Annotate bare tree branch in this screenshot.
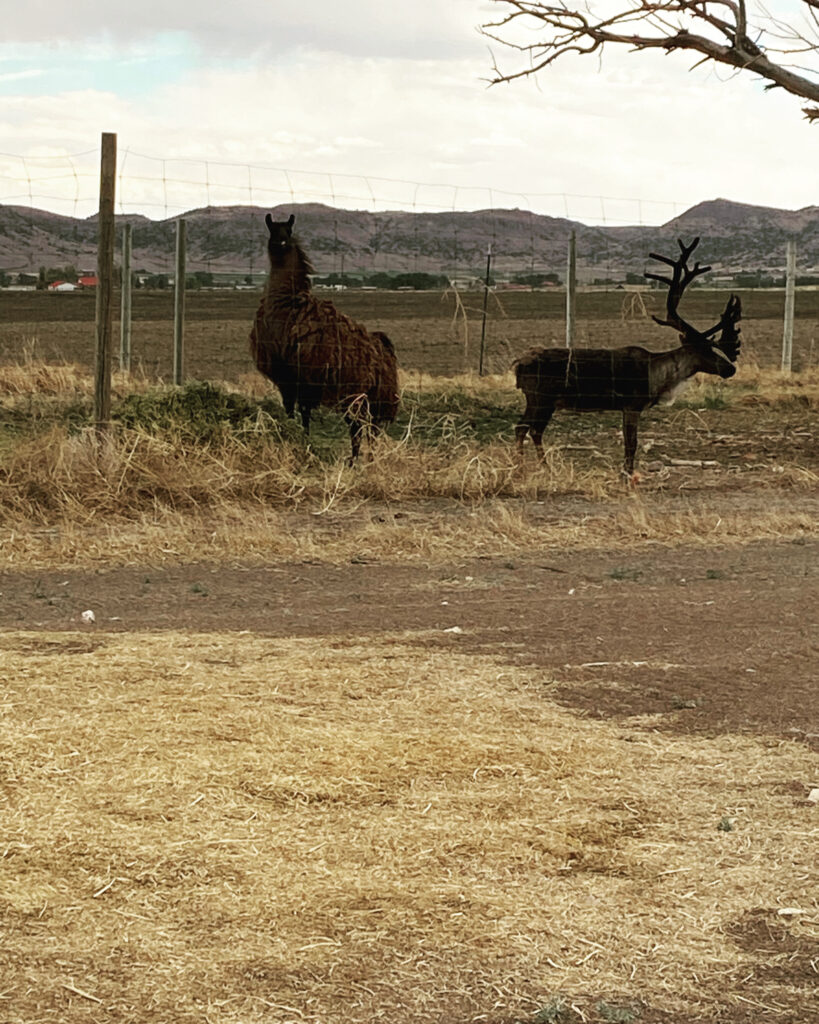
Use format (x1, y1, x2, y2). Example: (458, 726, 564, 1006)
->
(481, 0, 819, 120)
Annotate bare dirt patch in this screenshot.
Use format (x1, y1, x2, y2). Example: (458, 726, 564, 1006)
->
(2, 529, 816, 749)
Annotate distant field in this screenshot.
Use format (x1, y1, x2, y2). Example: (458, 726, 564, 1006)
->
(1, 287, 816, 379)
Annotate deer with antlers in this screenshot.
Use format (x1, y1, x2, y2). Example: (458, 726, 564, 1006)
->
(514, 237, 742, 476)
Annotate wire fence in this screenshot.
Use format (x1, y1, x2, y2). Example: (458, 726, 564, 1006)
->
(0, 144, 815, 380)
(0, 146, 687, 225)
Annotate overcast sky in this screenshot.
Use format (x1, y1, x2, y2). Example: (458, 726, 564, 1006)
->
(1, 0, 817, 225)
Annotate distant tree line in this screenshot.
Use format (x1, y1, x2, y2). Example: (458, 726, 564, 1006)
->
(3, 265, 817, 292)
(135, 271, 218, 290)
(734, 271, 819, 288)
(313, 271, 451, 290)
(37, 265, 80, 287)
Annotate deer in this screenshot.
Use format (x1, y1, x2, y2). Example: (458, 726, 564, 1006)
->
(513, 237, 742, 477)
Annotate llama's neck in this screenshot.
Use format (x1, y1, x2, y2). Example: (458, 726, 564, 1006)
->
(265, 243, 313, 305)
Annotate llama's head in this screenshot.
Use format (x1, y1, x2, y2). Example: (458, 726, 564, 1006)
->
(265, 213, 295, 260)
(263, 212, 314, 284)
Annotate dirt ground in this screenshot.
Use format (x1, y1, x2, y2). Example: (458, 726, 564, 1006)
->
(2, 508, 817, 1022)
(3, 533, 816, 751)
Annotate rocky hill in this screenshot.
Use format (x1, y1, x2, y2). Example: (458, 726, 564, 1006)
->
(1, 198, 816, 278)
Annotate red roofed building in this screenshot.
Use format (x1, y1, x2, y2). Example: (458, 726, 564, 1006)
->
(78, 275, 98, 287)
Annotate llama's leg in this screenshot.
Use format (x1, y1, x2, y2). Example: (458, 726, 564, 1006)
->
(300, 405, 312, 434)
(279, 383, 296, 420)
(346, 415, 365, 463)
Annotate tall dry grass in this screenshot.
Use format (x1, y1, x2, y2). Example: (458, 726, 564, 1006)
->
(0, 361, 816, 568)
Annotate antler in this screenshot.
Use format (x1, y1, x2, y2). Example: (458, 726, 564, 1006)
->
(645, 237, 711, 337)
(705, 294, 742, 361)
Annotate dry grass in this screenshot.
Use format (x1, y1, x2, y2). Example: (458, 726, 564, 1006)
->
(2, 359, 817, 407)
(0, 348, 151, 399)
(0, 361, 816, 569)
(0, 359, 90, 396)
(0, 495, 816, 572)
(684, 363, 819, 409)
(1, 629, 816, 1023)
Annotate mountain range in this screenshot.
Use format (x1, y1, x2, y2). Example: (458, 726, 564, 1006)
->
(1, 198, 816, 278)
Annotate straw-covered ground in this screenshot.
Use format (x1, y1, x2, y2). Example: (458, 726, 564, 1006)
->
(1, 360, 817, 1023)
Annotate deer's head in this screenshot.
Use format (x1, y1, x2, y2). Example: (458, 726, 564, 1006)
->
(646, 237, 742, 378)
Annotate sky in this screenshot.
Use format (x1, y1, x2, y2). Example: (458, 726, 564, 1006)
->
(1, 0, 817, 226)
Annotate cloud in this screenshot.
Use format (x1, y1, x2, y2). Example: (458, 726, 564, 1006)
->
(0, 7, 816, 224)
(4, 0, 487, 61)
(0, 69, 45, 84)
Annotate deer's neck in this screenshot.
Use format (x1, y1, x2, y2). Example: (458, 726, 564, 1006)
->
(650, 346, 701, 405)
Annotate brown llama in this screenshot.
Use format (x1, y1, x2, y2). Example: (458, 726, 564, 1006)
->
(250, 213, 400, 460)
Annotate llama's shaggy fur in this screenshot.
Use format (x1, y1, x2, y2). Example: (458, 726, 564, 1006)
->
(250, 213, 399, 459)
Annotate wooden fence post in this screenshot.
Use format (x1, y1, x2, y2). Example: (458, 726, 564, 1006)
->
(782, 239, 796, 373)
(173, 218, 186, 385)
(120, 222, 132, 372)
(94, 131, 116, 431)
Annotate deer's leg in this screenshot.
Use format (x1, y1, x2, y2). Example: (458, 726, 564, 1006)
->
(524, 405, 554, 461)
(530, 427, 547, 461)
(515, 397, 535, 452)
(516, 402, 554, 456)
(622, 409, 640, 475)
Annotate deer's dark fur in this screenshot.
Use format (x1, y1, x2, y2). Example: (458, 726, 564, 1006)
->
(250, 213, 399, 460)
(514, 238, 742, 475)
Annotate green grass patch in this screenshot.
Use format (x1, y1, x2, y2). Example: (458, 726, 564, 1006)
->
(113, 381, 304, 444)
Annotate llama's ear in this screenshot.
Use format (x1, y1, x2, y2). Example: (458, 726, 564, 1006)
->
(287, 214, 295, 231)
(265, 213, 274, 234)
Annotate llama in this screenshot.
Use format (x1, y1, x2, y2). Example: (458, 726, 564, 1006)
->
(250, 213, 399, 460)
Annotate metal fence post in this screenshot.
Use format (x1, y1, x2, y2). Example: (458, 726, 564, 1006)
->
(566, 230, 577, 349)
(478, 244, 492, 376)
(174, 218, 186, 385)
(94, 131, 116, 431)
(120, 222, 132, 372)
(781, 239, 796, 373)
